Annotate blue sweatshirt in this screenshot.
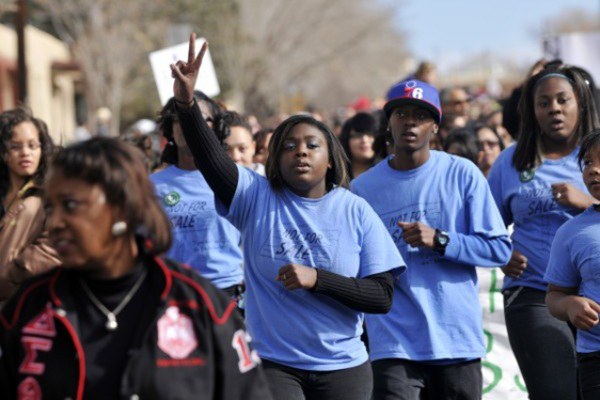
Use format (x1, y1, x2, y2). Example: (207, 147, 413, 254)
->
(352, 151, 511, 361)
(151, 166, 244, 289)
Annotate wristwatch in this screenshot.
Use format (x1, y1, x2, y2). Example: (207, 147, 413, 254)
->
(433, 229, 450, 255)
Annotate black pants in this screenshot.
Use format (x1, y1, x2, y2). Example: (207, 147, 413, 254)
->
(579, 351, 600, 400)
(503, 286, 577, 400)
(222, 283, 245, 316)
(262, 359, 373, 400)
(371, 358, 482, 400)
(222, 283, 245, 300)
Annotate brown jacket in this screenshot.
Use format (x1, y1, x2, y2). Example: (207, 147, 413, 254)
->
(0, 190, 60, 301)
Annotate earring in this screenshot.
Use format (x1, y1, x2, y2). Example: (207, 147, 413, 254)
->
(111, 221, 128, 237)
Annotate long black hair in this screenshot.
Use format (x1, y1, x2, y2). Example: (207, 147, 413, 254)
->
(265, 114, 350, 191)
(513, 65, 600, 172)
(0, 107, 54, 202)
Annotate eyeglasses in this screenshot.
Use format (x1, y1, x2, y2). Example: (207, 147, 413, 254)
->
(5, 142, 42, 153)
(477, 140, 500, 150)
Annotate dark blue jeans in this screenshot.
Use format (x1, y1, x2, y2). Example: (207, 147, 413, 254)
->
(371, 358, 482, 400)
(262, 359, 373, 400)
(503, 286, 577, 400)
(578, 351, 600, 400)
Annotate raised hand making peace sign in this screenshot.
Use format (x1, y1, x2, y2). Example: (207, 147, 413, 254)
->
(170, 32, 208, 106)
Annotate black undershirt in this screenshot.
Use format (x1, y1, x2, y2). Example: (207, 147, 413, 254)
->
(73, 263, 156, 400)
(177, 103, 394, 313)
(177, 102, 238, 208)
(313, 270, 394, 313)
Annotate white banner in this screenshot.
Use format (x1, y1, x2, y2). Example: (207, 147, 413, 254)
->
(478, 267, 528, 399)
(543, 31, 600, 84)
(149, 38, 221, 105)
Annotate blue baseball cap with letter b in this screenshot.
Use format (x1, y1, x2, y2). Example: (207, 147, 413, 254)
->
(384, 79, 442, 123)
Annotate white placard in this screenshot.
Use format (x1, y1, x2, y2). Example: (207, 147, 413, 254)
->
(544, 32, 600, 84)
(478, 266, 528, 399)
(149, 38, 221, 105)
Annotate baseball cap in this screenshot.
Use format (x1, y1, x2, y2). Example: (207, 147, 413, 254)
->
(384, 79, 442, 123)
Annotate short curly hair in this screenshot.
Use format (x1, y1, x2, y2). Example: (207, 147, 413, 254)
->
(52, 137, 172, 254)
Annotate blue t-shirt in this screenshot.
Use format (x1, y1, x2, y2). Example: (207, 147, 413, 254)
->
(151, 166, 243, 289)
(351, 151, 511, 361)
(487, 145, 587, 291)
(545, 206, 600, 353)
(219, 166, 405, 371)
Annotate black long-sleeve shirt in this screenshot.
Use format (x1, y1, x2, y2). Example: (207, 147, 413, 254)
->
(177, 102, 393, 313)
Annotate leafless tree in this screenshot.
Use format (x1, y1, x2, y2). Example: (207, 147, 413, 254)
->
(29, 0, 408, 129)
(35, 0, 167, 135)
(0, 0, 17, 17)
(234, 0, 408, 116)
(540, 8, 600, 35)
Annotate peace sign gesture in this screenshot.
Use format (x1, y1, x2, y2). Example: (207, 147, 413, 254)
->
(170, 32, 208, 106)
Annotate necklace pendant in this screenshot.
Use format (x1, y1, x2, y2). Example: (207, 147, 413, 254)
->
(106, 314, 118, 331)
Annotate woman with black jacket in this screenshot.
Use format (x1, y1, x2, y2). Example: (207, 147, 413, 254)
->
(0, 137, 272, 400)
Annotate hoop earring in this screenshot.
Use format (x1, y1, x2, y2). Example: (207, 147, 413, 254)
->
(111, 221, 128, 237)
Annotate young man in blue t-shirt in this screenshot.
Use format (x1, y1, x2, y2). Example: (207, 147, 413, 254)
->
(351, 79, 511, 399)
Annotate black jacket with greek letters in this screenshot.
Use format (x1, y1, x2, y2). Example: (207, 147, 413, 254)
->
(0, 256, 272, 400)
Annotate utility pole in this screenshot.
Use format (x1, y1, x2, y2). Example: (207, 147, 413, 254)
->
(15, 0, 28, 104)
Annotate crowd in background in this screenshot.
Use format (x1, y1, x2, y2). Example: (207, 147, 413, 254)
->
(119, 60, 578, 182)
(1, 48, 600, 400)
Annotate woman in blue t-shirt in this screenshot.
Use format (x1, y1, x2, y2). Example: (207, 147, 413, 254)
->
(151, 93, 246, 298)
(546, 129, 600, 400)
(488, 64, 600, 399)
(169, 34, 405, 400)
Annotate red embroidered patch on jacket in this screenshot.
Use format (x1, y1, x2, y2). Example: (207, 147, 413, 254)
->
(157, 306, 198, 359)
(22, 305, 56, 337)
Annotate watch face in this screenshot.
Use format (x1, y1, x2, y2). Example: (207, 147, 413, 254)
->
(436, 231, 449, 246)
